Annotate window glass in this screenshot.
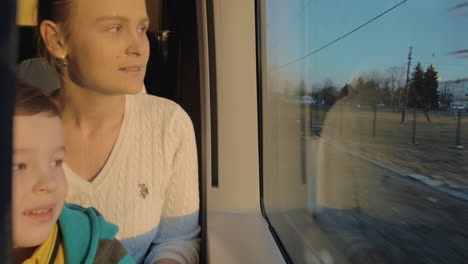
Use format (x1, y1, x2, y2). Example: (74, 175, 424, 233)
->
(259, 1, 468, 263)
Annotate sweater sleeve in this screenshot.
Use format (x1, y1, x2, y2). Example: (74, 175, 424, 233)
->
(145, 105, 200, 264)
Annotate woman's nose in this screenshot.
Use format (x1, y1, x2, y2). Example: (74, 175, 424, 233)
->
(126, 32, 149, 57)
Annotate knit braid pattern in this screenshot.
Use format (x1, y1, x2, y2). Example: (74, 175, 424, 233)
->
(64, 94, 199, 242)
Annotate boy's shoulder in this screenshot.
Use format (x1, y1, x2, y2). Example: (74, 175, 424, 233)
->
(60, 204, 118, 238)
(59, 204, 135, 264)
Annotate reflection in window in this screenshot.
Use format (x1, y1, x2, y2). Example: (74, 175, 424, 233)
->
(259, 1, 468, 263)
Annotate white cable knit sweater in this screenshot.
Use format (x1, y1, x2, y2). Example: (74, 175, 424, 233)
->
(63, 94, 200, 264)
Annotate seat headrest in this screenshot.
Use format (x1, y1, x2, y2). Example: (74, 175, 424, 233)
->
(17, 58, 60, 94)
(17, 57, 147, 94)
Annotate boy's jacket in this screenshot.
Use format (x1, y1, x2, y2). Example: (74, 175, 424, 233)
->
(59, 204, 135, 264)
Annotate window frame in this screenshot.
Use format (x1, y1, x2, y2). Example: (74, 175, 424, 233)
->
(255, 0, 296, 263)
(0, 0, 16, 261)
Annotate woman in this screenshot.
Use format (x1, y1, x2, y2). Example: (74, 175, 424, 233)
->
(37, 0, 200, 263)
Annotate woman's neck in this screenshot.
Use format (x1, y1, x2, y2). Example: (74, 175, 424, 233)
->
(57, 80, 126, 134)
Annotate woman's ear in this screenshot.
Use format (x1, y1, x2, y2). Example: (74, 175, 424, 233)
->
(39, 20, 67, 58)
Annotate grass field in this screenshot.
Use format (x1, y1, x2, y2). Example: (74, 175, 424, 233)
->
(311, 106, 468, 185)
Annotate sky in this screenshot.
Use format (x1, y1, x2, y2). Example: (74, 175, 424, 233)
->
(265, 0, 468, 90)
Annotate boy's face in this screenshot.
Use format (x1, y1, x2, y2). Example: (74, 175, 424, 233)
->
(12, 114, 67, 248)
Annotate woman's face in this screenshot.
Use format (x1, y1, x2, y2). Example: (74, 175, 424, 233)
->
(64, 0, 150, 94)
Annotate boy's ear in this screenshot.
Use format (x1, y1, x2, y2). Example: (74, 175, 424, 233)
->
(39, 20, 68, 58)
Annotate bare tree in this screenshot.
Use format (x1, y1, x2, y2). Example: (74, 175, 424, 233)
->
(385, 66, 406, 112)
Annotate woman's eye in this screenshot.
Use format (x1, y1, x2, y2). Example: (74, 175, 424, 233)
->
(12, 163, 27, 172)
(138, 26, 148, 34)
(108, 26, 122, 33)
(51, 160, 63, 167)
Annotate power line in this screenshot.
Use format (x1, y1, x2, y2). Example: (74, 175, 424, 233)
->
(278, 0, 409, 70)
(449, 2, 468, 12)
(421, 62, 468, 67)
(298, 0, 313, 17)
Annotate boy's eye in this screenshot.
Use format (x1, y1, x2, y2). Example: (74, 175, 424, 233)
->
(50, 160, 63, 168)
(12, 163, 27, 172)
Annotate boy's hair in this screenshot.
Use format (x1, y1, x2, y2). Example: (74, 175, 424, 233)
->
(15, 79, 59, 117)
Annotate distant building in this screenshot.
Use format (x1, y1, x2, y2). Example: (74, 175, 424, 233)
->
(438, 78, 468, 109)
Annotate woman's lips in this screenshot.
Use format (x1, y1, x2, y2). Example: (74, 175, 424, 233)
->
(119, 65, 143, 75)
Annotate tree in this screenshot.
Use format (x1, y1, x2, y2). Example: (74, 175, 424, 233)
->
(311, 79, 339, 105)
(408, 62, 425, 108)
(385, 66, 406, 111)
(423, 64, 439, 109)
(350, 73, 382, 106)
(321, 86, 339, 105)
(408, 63, 439, 110)
(408, 62, 437, 122)
(339, 84, 350, 98)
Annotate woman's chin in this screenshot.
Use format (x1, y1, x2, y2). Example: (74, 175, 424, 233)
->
(105, 82, 145, 95)
(123, 80, 146, 94)
(126, 86, 146, 95)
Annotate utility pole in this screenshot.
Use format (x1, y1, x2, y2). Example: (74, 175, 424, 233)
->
(401, 46, 413, 123)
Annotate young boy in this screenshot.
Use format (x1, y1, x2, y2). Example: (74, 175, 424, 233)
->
(12, 80, 134, 264)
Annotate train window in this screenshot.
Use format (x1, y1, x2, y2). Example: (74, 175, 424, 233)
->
(257, 0, 468, 263)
